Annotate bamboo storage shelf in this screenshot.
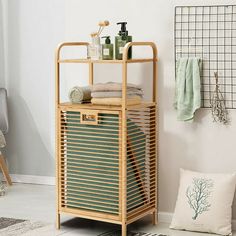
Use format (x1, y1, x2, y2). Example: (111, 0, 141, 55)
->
(58, 58, 157, 64)
(55, 41, 158, 236)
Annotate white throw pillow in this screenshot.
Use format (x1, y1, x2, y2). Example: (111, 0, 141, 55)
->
(170, 169, 236, 235)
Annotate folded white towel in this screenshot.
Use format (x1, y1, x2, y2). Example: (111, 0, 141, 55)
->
(91, 82, 142, 92)
(91, 90, 143, 98)
(91, 96, 142, 106)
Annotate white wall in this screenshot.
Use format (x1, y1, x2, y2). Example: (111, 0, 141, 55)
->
(0, 0, 7, 88)
(3, 0, 236, 219)
(5, 0, 65, 176)
(64, 0, 236, 219)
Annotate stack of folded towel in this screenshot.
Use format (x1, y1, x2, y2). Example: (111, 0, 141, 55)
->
(91, 82, 143, 106)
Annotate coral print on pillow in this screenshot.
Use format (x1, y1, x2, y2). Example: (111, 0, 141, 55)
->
(186, 177, 214, 220)
(170, 169, 236, 236)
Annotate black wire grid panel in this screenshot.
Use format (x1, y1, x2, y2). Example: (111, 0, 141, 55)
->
(174, 5, 236, 109)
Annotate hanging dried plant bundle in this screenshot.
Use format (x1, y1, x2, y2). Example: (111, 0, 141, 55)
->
(210, 72, 229, 124)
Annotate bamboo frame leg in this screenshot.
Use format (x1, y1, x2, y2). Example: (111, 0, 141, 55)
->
(152, 210, 157, 225)
(56, 213, 60, 229)
(55, 47, 61, 231)
(0, 154, 12, 186)
(121, 61, 127, 236)
(89, 62, 94, 85)
(122, 223, 127, 236)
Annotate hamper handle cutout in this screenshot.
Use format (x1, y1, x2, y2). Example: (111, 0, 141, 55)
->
(80, 111, 98, 125)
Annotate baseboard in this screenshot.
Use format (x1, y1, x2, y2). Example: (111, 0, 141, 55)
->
(233, 219, 236, 231)
(158, 211, 173, 224)
(158, 212, 236, 231)
(7, 174, 55, 186)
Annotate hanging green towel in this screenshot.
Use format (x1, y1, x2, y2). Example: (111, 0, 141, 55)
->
(174, 57, 201, 121)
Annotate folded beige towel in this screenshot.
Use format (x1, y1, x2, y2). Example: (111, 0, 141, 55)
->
(91, 96, 142, 106)
(91, 90, 143, 98)
(92, 82, 142, 92)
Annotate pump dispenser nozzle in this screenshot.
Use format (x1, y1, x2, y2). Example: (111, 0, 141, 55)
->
(117, 22, 128, 36)
(102, 36, 111, 44)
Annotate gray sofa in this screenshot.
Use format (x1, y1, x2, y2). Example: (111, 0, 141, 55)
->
(0, 88, 9, 134)
(0, 88, 12, 185)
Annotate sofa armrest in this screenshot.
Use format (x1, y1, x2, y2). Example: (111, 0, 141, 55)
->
(0, 88, 9, 134)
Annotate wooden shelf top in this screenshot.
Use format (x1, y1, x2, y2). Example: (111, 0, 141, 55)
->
(58, 58, 157, 64)
(58, 102, 156, 111)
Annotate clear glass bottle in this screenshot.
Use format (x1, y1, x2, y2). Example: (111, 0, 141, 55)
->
(87, 36, 102, 60)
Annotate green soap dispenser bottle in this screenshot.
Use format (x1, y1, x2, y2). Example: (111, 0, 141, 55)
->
(115, 22, 132, 60)
(102, 36, 113, 60)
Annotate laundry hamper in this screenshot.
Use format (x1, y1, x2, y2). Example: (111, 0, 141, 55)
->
(56, 41, 158, 236)
(60, 111, 147, 215)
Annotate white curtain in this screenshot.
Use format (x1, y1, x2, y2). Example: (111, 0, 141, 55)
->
(0, 0, 7, 88)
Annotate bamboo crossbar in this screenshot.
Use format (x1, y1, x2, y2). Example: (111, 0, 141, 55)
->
(61, 179, 120, 190)
(61, 188, 119, 198)
(61, 119, 121, 126)
(61, 148, 119, 157)
(61, 153, 118, 161)
(61, 139, 119, 147)
(64, 191, 119, 203)
(61, 117, 120, 123)
(61, 144, 119, 154)
(61, 156, 119, 165)
(60, 132, 121, 141)
(62, 183, 118, 194)
(62, 196, 119, 207)
(61, 113, 121, 120)
(61, 127, 119, 136)
(64, 202, 119, 214)
(127, 206, 155, 220)
(60, 207, 121, 224)
(63, 136, 119, 145)
(62, 160, 119, 170)
(61, 165, 119, 174)
(61, 170, 120, 180)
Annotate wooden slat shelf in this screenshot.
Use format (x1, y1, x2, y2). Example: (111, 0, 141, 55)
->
(58, 58, 157, 64)
(58, 102, 156, 111)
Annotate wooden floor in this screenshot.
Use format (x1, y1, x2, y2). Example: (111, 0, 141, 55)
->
(0, 183, 235, 236)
